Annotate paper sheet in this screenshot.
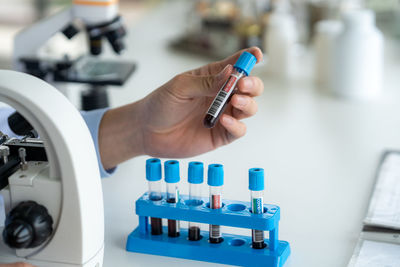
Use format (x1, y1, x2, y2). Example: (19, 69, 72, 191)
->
(350, 240, 400, 267)
(364, 153, 400, 229)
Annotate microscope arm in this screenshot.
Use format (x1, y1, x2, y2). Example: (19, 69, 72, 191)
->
(13, 8, 73, 71)
(0, 70, 104, 266)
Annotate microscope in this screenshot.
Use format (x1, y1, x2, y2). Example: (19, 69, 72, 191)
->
(13, 0, 136, 111)
(0, 70, 104, 267)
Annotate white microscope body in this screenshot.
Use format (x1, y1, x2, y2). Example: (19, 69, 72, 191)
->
(0, 70, 104, 267)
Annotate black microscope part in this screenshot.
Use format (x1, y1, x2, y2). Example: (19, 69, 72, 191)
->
(81, 87, 109, 111)
(62, 24, 79, 40)
(3, 201, 53, 249)
(89, 36, 103, 56)
(86, 15, 127, 55)
(8, 112, 34, 136)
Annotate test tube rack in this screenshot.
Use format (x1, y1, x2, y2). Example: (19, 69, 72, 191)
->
(126, 193, 291, 267)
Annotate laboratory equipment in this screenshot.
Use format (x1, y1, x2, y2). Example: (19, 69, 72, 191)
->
(331, 9, 383, 99)
(0, 70, 104, 266)
(203, 51, 256, 128)
(187, 161, 204, 241)
(207, 163, 224, 243)
(13, 0, 136, 110)
(249, 168, 266, 249)
(314, 20, 343, 91)
(265, 11, 297, 79)
(126, 159, 291, 267)
(164, 160, 180, 237)
(146, 158, 163, 235)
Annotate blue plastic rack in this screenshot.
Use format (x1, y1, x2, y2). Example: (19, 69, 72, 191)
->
(126, 193, 290, 267)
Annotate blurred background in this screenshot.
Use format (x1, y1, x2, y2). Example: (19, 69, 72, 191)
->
(1, 1, 400, 266)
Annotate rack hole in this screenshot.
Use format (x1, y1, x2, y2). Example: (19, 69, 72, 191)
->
(205, 202, 225, 209)
(229, 238, 246, 246)
(185, 199, 204, 207)
(249, 207, 268, 214)
(227, 204, 246, 212)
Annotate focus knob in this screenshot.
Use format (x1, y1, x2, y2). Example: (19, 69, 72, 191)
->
(3, 201, 53, 249)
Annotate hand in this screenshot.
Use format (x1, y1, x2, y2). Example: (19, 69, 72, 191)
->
(0, 263, 36, 267)
(99, 47, 264, 169)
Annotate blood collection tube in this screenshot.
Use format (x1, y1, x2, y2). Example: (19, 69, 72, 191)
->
(207, 164, 224, 243)
(188, 161, 204, 241)
(203, 51, 257, 128)
(165, 160, 180, 237)
(146, 158, 163, 235)
(249, 168, 266, 249)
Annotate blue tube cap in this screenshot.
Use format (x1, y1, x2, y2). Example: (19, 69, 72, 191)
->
(188, 161, 204, 184)
(146, 158, 161, 181)
(234, 51, 257, 76)
(165, 160, 180, 183)
(249, 168, 264, 191)
(207, 164, 224, 186)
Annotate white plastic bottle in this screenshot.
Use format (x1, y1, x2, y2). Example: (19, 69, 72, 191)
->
(265, 12, 297, 79)
(331, 9, 383, 99)
(314, 20, 343, 91)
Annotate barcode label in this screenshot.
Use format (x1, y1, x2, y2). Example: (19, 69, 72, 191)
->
(206, 74, 239, 117)
(207, 91, 228, 116)
(252, 229, 264, 243)
(252, 197, 263, 214)
(210, 225, 221, 238)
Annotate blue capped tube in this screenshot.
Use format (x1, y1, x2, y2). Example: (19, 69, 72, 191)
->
(204, 51, 257, 128)
(188, 161, 204, 241)
(208, 164, 224, 243)
(146, 158, 163, 235)
(249, 168, 266, 249)
(165, 160, 180, 237)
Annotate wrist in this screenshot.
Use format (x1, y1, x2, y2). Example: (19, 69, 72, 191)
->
(98, 100, 145, 169)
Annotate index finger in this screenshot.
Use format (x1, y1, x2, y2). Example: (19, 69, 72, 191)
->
(191, 47, 263, 76)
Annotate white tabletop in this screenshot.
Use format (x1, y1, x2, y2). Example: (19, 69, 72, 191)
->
(101, 1, 400, 267)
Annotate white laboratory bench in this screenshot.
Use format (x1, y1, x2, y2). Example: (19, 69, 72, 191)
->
(100, 1, 400, 267)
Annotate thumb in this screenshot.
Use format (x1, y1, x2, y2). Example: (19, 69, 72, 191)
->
(178, 64, 233, 97)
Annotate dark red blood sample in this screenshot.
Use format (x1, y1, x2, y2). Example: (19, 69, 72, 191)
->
(150, 217, 162, 235)
(167, 197, 179, 237)
(188, 226, 201, 241)
(252, 241, 266, 249)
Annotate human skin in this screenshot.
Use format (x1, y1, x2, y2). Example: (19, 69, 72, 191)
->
(98, 47, 264, 170)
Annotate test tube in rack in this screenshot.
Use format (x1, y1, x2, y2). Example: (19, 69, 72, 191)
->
(165, 160, 180, 237)
(146, 158, 163, 235)
(207, 164, 224, 243)
(187, 161, 204, 241)
(249, 168, 266, 249)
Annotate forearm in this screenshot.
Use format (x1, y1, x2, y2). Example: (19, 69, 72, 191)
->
(98, 100, 145, 170)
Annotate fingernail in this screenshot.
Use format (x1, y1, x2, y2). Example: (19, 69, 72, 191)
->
(236, 95, 247, 107)
(243, 78, 254, 89)
(222, 115, 233, 125)
(223, 64, 233, 75)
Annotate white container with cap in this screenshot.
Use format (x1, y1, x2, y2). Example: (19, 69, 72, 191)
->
(331, 9, 384, 99)
(314, 20, 343, 91)
(265, 12, 297, 79)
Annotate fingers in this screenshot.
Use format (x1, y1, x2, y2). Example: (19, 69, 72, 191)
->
(176, 64, 233, 98)
(214, 47, 263, 74)
(230, 94, 258, 119)
(220, 114, 247, 142)
(191, 47, 263, 75)
(237, 76, 264, 96)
